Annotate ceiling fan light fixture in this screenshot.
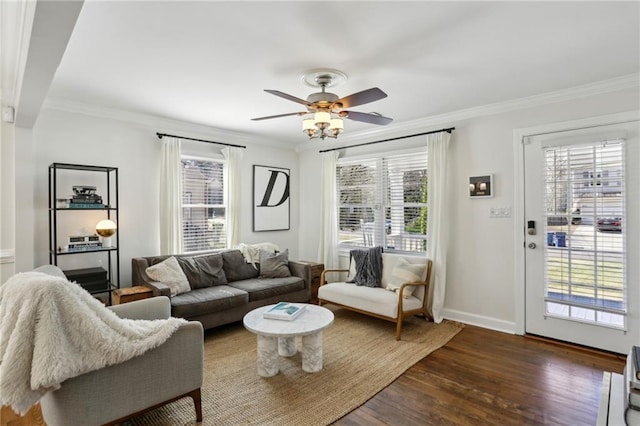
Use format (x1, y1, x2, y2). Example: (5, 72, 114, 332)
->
(314, 111, 331, 127)
(330, 117, 344, 130)
(253, 68, 392, 141)
(302, 118, 316, 137)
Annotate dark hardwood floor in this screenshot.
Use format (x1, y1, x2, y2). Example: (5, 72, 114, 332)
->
(2, 324, 625, 426)
(335, 324, 625, 426)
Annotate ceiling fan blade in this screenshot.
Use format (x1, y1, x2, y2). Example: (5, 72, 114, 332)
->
(335, 87, 387, 109)
(343, 111, 393, 125)
(264, 90, 313, 107)
(251, 111, 307, 121)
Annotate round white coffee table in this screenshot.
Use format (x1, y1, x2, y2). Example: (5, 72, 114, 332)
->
(243, 304, 334, 377)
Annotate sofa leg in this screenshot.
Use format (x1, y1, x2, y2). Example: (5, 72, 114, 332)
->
(189, 388, 202, 422)
(395, 320, 403, 341)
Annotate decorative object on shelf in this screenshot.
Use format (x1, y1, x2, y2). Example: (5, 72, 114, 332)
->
(253, 165, 290, 232)
(69, 185, 104, 208)
(96, 219, 117, 247)
(251, 68, 392, 140)
(66, 234, 103, 251)
(469, 175, 493, 198)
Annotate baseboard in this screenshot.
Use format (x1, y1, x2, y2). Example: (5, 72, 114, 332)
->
(441, 308, 517, 335)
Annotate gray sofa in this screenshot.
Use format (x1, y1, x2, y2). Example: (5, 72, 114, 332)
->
(131, 249, 312, 330)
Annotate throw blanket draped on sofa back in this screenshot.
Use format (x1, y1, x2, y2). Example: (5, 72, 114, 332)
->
(0, 271, 185, 415)
(348, 246, 384, 287)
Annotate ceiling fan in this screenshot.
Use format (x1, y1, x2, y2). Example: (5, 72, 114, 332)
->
(251, 69, 393, 140)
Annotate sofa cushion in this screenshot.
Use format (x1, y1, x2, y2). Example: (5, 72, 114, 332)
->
(145, 256, 191, 296)
(385, 258, 426, 298)
(170, 285, 248, 318)
(228, 277, 304, 302)
(318, 282, 423, 318)
(222, 250, 260, 282)
(259, 249, 291, 278)
(177, 253, 227, 289)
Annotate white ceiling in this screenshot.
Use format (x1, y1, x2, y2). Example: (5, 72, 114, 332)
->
(45, 1, 640, 145)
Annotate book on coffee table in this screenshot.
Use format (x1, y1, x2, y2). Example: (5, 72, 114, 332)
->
(263, 302, 306, 321)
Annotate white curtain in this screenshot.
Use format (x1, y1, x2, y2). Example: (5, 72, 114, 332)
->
(159, 137, 183, 254)
(426, 131, 452, 323)
(318, 151, 340, 269)
(222, 147, 243, 248)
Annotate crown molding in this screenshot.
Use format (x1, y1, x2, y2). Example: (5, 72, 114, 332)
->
(296, 73, 640, 153)
(41, 98, 293, 150)
(0, 0, 36, 107)
(42, 73, 639, 154)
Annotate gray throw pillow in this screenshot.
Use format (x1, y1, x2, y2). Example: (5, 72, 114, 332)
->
(259, 249, 292, 278)
(177, 253, 227, 289)
(222, 250, 260, 282)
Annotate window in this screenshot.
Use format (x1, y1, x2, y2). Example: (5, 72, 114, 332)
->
(336, 150, 428, 253)
(181, 156, 226, 253)
(544, 140, 626, 328)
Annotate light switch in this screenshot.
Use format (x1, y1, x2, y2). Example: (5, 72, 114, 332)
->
(490, 206, 511, 218)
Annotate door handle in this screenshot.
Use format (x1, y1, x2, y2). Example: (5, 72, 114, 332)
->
(528, 242, 537, 249)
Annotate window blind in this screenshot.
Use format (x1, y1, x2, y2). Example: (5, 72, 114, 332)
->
(543, 140, 626, 328)
(336, 151, 428, 253)
(181, 157, 226, 253)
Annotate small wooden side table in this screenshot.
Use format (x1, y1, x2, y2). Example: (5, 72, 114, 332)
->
(112, 285, 153, 305)
(300, 261, 324, 304)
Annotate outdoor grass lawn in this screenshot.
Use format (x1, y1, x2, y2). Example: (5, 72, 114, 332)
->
(546, 257, 624, 302)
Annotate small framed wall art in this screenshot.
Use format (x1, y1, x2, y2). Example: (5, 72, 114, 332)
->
(469, 175, 493, 198)
(253, 165, 290, 231)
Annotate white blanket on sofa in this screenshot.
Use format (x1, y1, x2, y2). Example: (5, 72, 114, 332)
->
(0, 271, 186, 415)
(237, 242, 280, 268)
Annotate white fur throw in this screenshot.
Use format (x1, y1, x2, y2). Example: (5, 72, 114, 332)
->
(0, 271, 186, 415)
(237, 242, 280, 268)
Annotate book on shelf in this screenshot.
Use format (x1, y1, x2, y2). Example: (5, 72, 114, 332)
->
(625, 351, 640, 411)
(633, 346, 640, 380)
(263, 302, 306, 321)
(66, 203, 105, 209)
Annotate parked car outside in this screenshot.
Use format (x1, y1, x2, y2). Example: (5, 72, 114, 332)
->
(596, 217, 622, 232)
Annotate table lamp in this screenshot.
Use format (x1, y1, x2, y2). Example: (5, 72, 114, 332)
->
(96, 219, 117, 247)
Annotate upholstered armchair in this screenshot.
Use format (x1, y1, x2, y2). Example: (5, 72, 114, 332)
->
(37, 284, 204, 425)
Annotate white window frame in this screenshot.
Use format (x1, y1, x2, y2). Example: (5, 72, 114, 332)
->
(181, 154, 227, 254)
(336, 148, 428, 255)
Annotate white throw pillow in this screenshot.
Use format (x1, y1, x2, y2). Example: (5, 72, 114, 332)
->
(386, 258, 426, 298)
(145, 256, 191, 296)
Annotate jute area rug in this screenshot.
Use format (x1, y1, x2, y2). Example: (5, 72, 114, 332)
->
(129, 308, 463, 426)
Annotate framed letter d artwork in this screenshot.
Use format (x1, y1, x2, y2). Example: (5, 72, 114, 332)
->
(253, 165, 290, 231)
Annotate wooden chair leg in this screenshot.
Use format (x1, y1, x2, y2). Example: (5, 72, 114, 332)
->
(396, 319, 403, 340)
(189, 388, 202, 422)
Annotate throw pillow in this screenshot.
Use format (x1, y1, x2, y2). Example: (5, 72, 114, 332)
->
(259, 249, 292, 278)
(177, 253, 227, 289)
(145, 256, 191, 296)
(347, 246, 383, 287)
(386, 258, 426, 298)
(222, 250, 260, 281)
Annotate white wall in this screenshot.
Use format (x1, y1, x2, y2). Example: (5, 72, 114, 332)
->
(298, 87, 640, 332)
(28, 108, 300, 286)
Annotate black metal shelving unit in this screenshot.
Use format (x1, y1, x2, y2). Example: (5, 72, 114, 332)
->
(48, 162, 120, 304)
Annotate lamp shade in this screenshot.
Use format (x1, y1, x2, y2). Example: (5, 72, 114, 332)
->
(314, 111, 331, 125)
(96, 219, 117, 237)
(302, 118, 316, 131)
(329, 118, 344, 130)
